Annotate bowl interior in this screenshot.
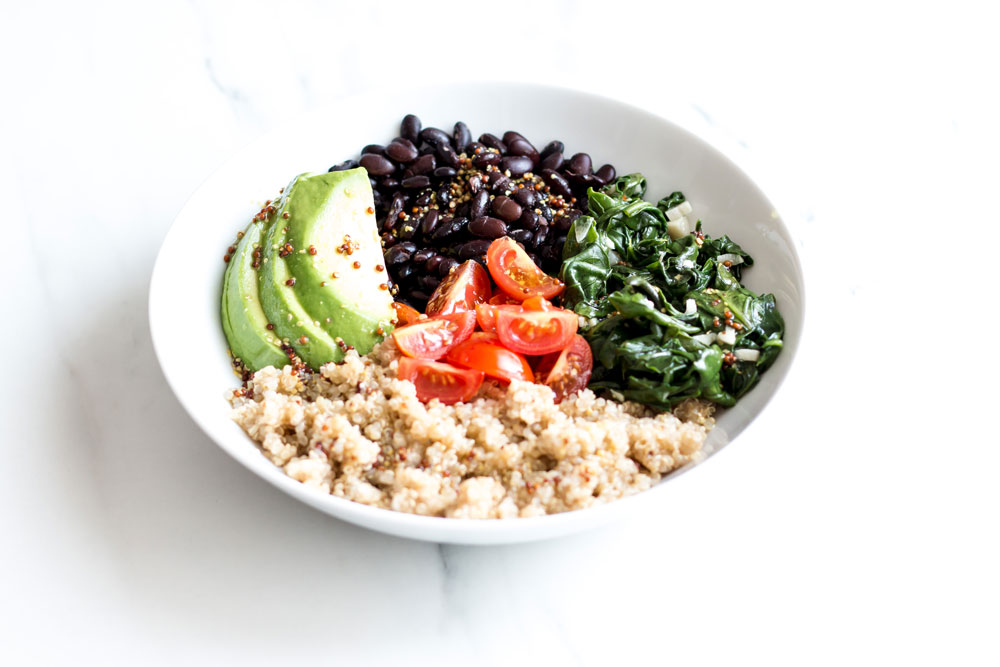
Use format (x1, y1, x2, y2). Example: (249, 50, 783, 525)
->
(149, 82, 804, 544)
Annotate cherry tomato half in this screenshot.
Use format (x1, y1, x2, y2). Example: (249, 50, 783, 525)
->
(475, 302, 521, 334)
(397, 357, 484, 405)
(425, 260, 491, 316)
(392, 301, 423, 326)
(392, 311, 476, 359)
(486, 237, 565, 301)
(445, 337, 534, 384)
(533, 334, 593, 402)
(495, 307, 578, 355)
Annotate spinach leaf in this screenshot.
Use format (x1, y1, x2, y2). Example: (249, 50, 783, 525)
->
(559, 173, 786, 410)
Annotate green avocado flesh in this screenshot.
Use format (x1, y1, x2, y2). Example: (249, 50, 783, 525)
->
(223, 168, 395, 372)
(221, 219, 288, 372)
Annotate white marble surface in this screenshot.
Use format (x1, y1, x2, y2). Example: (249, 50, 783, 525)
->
(2, 1, 998, 665)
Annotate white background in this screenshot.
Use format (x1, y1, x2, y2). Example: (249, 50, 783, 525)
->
(2, 1, 998, 665)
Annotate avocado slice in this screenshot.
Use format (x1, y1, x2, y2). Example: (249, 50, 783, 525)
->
(222, 219, 288, 372)
(257, 170, 393, 369)
(281, 169, 394, 351)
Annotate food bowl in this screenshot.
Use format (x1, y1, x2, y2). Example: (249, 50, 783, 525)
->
(149, 82, 804, 544)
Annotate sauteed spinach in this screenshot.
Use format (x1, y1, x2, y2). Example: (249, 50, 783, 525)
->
(559, 174, 784, 410)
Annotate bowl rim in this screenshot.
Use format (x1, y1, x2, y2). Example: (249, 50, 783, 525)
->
(149, 81, 806, 544)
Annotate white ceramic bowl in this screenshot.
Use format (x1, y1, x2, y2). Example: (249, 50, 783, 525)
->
(149, 82, 804, 545)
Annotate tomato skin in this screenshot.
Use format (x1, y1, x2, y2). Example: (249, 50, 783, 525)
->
(535, 334, 593, 402)
(392, 301, 422, 326)
(445, 338, 534, 384)
(425, 260, 491, 316)
(495, 308, 578, 355)
(397, 357, 484, 405)
(391, 311, 476, 359)
(486, 237, 565, 301)
(475, 302, 520, 333)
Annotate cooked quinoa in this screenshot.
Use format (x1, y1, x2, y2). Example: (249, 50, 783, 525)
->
(228, 341, 714, 518)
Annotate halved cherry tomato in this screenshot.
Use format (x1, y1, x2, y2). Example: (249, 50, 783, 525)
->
(488, 292, 520, 305)
(521, 296, 553, 312)
(397, 357, 484, 405)
(392, 301, 423, 326)
(392, 311, 476, 359)
(534, 334, 593, 402)
(475, 302, 521, 333)
(425, 260, 491, 316)
(495, 307, 578, 355)
(446, 337, 534, 384)
(486, 237, 565, 301)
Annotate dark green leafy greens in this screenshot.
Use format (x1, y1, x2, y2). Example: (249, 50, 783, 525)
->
(560, 173, 784, 410)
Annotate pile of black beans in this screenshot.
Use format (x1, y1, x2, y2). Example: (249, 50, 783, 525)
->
(329, 114, 617, 310)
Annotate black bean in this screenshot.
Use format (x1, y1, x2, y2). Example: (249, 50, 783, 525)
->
(418, 143, 437, 156)
(540, 140, 564, 159)
(540, 151, 563, 171)
(532, 227, 549, 248)
(408, 153, 436, 175)
(372, 189, 383, 210)
(436, 143, 460, 168)
(502, 131, 528, 145)
(397, 241, 418, 254)
(468, 174, 483, 194)
(414, 191, 433, 208)
(386, 138, 419, 163)
(380, 232, 396, 247)
(540, 244, 561, 262)
(420, 127, 451, 147)
(594, 164, 616, 185)
(360, 153, 395, 176)
(362, 144, 386, 156)
(418, 275, 441, 291)
(554, 234, 568, 247)
(540, 169, 572, 198)
(473, 151, 500, 169)
(513, 187, 538, 208)
(491, 195, 522, 222)
(385, 192, 406, 230)
(453, 122, 472, 153)
(431, 216, 466, 241)
(469, 216, 508, 238)
(409, 289, 431, 302)
(568, 172, 597, 189)
(397, 264, 416, 281)
(420, 209, 440, 237)
(469, 189, 490, 219)
(500, 155, 534, 177)
(509, 229, 534, 246)
(466, 141, 486, 155)
(413, 248, 436, 265)
(379, 176, 399, 191)
(385, 246, 412, 265)
(568, 153, 593, 175)
(425, 255, 445, 273)
(458, 239, 492, 260)
(539, 205, 554, 222)
(490, 174, 512, 194)
(328, 159, 359, 172)
(436, 185, 451, 206)
(527, 252, 543, 267)
(398, 219, 418, 241)
(437, 257, 459, 276)
(401, 114, 421, 143)
(433, 166, 456, 180)
(479, 133, 506, 153)
(518, 210, 542, 231)
(402, 175, 431, 189)
(557, 209, 581, 231)
(506, 138, 539, 163)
